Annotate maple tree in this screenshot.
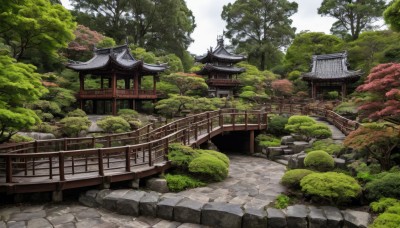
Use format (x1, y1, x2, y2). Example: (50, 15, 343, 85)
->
(356, 63, 400, 120)
(271, 79, 294, 97)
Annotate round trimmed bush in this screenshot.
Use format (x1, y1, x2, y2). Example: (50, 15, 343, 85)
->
(197, 149, 230, 166)
(67, 109, 87, 117)
(167, 144, 199, 169)
(304, 150, 334, 171)
(370, 213, 400, 228)
(365, 172, 400, 201)
(300, 172, 362, 204)
(60, 117, 91, 137)
(281, 169, 315, 189)
(97, 116, 130, 133)
(189, 155, 229, 181)
(165, 174, 205, 192)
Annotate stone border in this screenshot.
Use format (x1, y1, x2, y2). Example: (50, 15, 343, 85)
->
(79, 189, 371, 228)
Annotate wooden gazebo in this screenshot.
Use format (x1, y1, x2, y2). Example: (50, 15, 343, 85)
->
(195, 37, 246, 98)
(67, 45, 167, 115)
(302, 52, 362, 100)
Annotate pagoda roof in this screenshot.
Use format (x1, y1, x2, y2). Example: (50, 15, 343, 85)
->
(67, 45, 167, 75)
(195, 38, 246, 64)
(302, 52, 362, 81)
(196, 63, 245, 75)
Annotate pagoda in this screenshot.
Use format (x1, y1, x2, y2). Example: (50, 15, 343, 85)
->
(195, 36, 246, 98)
(302, 52, 362, 100)
(67, 44, 167, 115)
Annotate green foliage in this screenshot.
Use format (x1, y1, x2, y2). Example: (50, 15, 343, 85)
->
(304, 150, 335, 171)
(162, 73, 208, 96)
(274, 194, 290, 209)
(30, 122, 57, 134)
(165, 174, 205, 192)
(10, 134, 34, 143)
(197, 150, 230, 166)
(67, 109, 87, 118)
(155, 95, 193, 118)
(188, 155, 229, 182)
(96, 37, 116, 48)
(256, 134, 281, 147)
(384, 0, 400, 32)
(333, 101, 358, 117)
(281, 169, 315, 189)
(59, 117, 91, 137)
(326, 91, 339, 100)
(365, 172, 400, 201)
(300, 172, 362, 204)
(167, 144, 198, 169)
(371, 198, 400, 213)
(117, 109, 141, 129)
(306, 139, 343, 155)
(158, 54, 184, 74)
(97, 116, 130, 134)
(370, 213, 400, 228)
(267, 115, 289, 136)
(285, 116, 332, 141)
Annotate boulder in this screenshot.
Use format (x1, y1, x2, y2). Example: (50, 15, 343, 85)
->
(281, 136, 295, 145)
(308, 206, 327, 228)
(286, 205, 308, 228)
(157, 196, 185, 220)
(19, 132, 56, 140)
(288, 152, 306, 169)
(79, 190, 99, 208)
(321, 206, 343, 228)
(343, 210, 371, 228)
(139, 191, 160, 217)
(334, 158, 347, 170)
(95, 189, 112, 206)
(174, 199, 205, 224)
(146, 178, 169, 193)
(292, 141, 310, 154)
(115, 190, 146, 216)
(243, 207, 268, 228)
(268, 147, 284, 159)
(201, 202, 244, 228)
(102, 189, 130, 211)
(266, 208, 286, 228)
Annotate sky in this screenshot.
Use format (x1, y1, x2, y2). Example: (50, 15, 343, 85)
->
(60, 0, 346, 55)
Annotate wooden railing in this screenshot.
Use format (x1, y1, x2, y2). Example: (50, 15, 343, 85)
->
(78, 89, 156, 98)
(207, 79, 241, 86)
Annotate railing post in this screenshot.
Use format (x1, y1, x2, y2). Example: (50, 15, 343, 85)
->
(91, 136, 96, 148)
(207, 113, 211, 134)
(164, 138, 169, 160)
(264, 113, 268, 127)
(64, 138, 68, 151)
(34, 140, 38, 153)
(258, 113, 261, 130)
(6, 156, 12, 183)
(58, 152, 65, 181)
(182, 130, 187, 145)
(148, 143, 153, 166)
(232, 113, 235, 130)
(125, 147, 131, 172)
(194, 124, 198, 141)
(107, 136, 112, 147)
(245, 111, 248, 130)
(49, 156, 53, 179)
(98, 149, 104, 176)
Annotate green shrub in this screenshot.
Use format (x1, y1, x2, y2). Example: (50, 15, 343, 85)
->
(365, 172, 400, 201)
(281, 169, 315, 189)
(387, 205, 400, 215)
(370, 213, 400, 228)
(326, 91, 339, 100)
(256, 134, 281, 147)
(167, 144, 199, 169)
(97, 116, 130, 133)
(197, 149, 230, 166)
(267, 115, 289, 136)
(118, 109, 141, 129)
(305, 139, 343, 155)
(285, 115, 332, 140)
(304, 150, 335, 171)
(300, 172, 361, 204)
(67, 109, 87, 117)
(188, 155, 229, 181)
(30, 122, 56, 134)
(371, 198, 400, 213)
(117, 109, 139, 117)
(165, 174, 205, 192)
(59, 117, 91, 137)
(275, 194, 290, 209)
(10, 134, 34, 143)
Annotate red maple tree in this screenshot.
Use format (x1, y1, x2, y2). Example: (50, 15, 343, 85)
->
(271, 79, 294, 97)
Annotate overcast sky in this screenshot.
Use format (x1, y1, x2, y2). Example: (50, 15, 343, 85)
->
(60, 0, 348, 55)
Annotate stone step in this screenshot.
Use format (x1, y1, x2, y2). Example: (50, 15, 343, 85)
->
(283, 149, 295, 155)
(275, 159, 289, 166)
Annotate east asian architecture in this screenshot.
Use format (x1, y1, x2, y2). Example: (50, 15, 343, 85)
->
(302, 52, 362, 100)
(195, 37, 246, 98)
(67, 45, 167, 115)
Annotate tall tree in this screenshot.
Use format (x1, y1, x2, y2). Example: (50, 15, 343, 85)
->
(318, 0, 387, 40)
(222, 0, 298, 70)
(384, 0, 400, 32)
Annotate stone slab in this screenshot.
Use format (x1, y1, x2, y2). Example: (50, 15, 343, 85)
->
(201, 202, 243, 228)
(102, 189, 129, 211)
(308, 206, 327, 228)
(174, 199, 205, 224)
(243, 207, 268, 228)
(79, 190, 99, 208)
(157, 196, 185, 220)
(343, 210, 371, 228)
(267, 208, 287, 228)
(139, 191, 160, 217)
(321, 206, 343, 228)
(116, 190, 146, 216)
(286, 205, 308, 228)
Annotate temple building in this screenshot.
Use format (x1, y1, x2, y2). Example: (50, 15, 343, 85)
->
(302, 52, 362, 100)
(67, 45, 167, 115)
(195, 37, 246, 98)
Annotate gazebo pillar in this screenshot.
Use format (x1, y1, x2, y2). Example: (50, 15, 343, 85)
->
(311, 82, 317, 100)
(134, 73, 139, 96)
(112, 72, 117, 115)
(79, 73, 84, 92)
(153, 75, 157, 95)
(341, 83, 347, 101)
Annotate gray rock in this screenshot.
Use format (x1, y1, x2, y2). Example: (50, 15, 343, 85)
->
(243, 207, 268, 228)
(146, 178, 169, 193)
(288, 153, 306, 169)
(266, 208, 287, 228)
(321, 206, 343, 228)
(115, 190, 146, 216)
(9, 211, 46, 221)
(201, 202, 243, 228)
(343, 210, 371, 228)
(268, 147, 284, 159)
(153, 220, 181, 228)
(281, 136, 294, 145)
(79, 190, 99, 207)
(27, 218, 52, 228)
(54, 223, 75, 228)
(308, 206, 327, 228)
(7, 221, 26, 228)
(0, 221, 5, 228)
(157, 196, 185, 220)
(139, 191, 160, 217)
(174, 199, 205, 224)
(19, 132, 56, 140)
(286, 205, 308, 228)
(73, 208, 101, 221)
(47, 213, 75, 226)
(95, 189, 112, 205)
(334, 158, 347, 170)
(75, 218, 117, 228)
(102, 189, 129, 211)
(292, 141, 310, 154)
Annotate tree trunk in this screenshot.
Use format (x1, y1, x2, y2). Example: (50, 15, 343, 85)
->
(260, 51, 266, 71)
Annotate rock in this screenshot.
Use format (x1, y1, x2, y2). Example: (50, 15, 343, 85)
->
(343, 210, 371, 228)
(115, 190, 146, 216)
(79, 190, 99, 207)
(0, 221, 5, 228)
(102, 189, 129, 211)
(54, 223, 75, 228)
(268, 147, 284, 159)
(9, 211, 46, 221)
(27, 218, 52, 228)
(73, 208, 101, 221)
(201, 202, 243, 228)
(292, 141, 310, 154)
(174, 199, 205, 224)
(157, 196, 185, 220)
(266, 208, 286, 228)
(243, 207, 268, 228)
(19, 132, 56, 140)
(308, 206, 327, 228)
(7, 221, 26, 228)
(321, 206, 343, 228)
(334, 158, 347, 170)
(95, 189, 112, 205)
(153, 220, 181, 228)
(288, 152, 306, 169)
(47, 213, 75, 226)
(139, 191, 160, 217)
(205, 140, 219, 151)
(75, 218, 117, 228)
(281, 136, 294, 145)
(286, 205, 308, 228)
(146, 178, 169, 193)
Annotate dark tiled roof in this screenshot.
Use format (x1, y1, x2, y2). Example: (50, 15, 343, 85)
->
(196, 63, 245, 75)
(195, 39, 246, 64)
(67, 45, 167, 74)
(302, 52, 362, 81)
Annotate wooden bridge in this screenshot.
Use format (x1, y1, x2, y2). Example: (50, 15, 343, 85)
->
(0, 104, 359, 196)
